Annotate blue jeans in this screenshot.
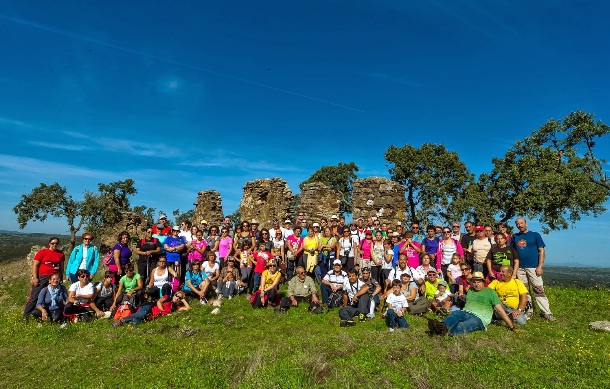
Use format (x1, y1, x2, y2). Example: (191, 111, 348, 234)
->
(443, 310, 485, 336)
(252, 272, 262, 293)
(386, 309, 409, 329)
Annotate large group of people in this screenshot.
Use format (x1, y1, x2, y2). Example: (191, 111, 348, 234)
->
(22, 212, 555, 335)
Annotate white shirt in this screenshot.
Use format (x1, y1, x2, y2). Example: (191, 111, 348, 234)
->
(386, 292, 408, 310)
(342, 279, 365, 300)
(323, 270, 347, 286)
(69, 282, 94, 304)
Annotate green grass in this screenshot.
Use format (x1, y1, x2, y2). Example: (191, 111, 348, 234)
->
(1, 265, 609, 389)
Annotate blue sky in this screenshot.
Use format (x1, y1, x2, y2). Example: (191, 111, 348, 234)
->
(1, 1, 609, 267)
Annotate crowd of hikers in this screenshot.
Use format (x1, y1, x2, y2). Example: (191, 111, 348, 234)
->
(23, 212, 555, 335)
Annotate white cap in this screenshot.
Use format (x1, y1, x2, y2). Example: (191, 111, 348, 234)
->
(333, 259, 342, 265)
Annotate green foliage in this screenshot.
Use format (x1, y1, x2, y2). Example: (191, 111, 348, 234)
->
(385, 143, 474, 225)
(13, 180, 137, 251)
(132, 205, 156, 226)
(481, 111, 610, 233)
(299, 162, 359, 215)
(173, 208, 195, 226)
(227, 209, 242, 226)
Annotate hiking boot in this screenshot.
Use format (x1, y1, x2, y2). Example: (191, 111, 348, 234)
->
(427, 318, 438, 336)
(340, 320, 348, 327)
(346, 320, 356, 327)
(432, 319, 449, 336)
(358, 313, 366, 322)
(543, 313, 557, 322)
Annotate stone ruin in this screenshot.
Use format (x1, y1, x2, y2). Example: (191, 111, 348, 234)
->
(352, 177, 406, 227)
(99, 211, 148, 252)
(297, 182, 341, 222)
(192, 190, 224, 227)
(240, 178, 294, 226)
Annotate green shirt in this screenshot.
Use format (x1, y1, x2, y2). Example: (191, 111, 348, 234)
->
(287, 275, 317, 298)
(464, 287, 501, 327)
(119, 273, 141, 292)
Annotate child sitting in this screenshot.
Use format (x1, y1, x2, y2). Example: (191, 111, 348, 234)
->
(433, 281, 453, 315)
(385, 279, 409, 332)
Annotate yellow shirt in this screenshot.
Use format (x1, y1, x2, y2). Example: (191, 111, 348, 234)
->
(488, 278, 528, 308)
(262, 269, 281, 290)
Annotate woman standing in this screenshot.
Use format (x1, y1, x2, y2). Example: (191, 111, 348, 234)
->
(234, 221, 255, 252)
(205, 226, 221, 263)
(24, 237, 65, 319)
(285, 226, 304, 281)
(218, 227, 233, 268)
(187, 230, 208, 264)
(66, 232, 99, 283)
(113, 231, 133, 279)
(370, 231, 385, 282)
(336, 229, 358, 272)
(134, 228, 160, 286)
(302, 227, 320, 276)
(436, 227, 464, 278)
(258, 228, 273, 252)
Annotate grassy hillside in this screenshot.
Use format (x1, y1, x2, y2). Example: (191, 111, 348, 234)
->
(1, 258, 609, 389)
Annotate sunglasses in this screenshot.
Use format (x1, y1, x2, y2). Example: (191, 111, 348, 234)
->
(50, 242, 59, 245)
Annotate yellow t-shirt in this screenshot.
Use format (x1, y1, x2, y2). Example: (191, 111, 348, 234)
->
(488, 278, 528, 308)
(262, 270, 281, 290)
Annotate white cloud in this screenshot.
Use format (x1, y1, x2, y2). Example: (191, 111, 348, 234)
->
(28, 141, 91, 151)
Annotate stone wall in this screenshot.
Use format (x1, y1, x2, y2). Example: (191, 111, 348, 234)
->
(240, 178, 294, 227)
(352, 177, 406, 226)
(192, 190, 224, 227)
(298, 182, 341, 222)
(99, 211, 148, 252)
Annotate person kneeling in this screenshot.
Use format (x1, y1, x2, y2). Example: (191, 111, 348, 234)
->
(251, 260, 281, 308)
(338, 269, 369, 326)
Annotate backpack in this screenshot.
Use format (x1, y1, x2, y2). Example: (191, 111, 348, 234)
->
(328, 291, 343, 308)
(103, 251, 114, 266)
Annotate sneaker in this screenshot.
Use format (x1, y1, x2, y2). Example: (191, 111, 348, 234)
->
(543, 313, 557, 322)
(228, 295, 232, 300)
(366, 313, 375, 319)
(60, 323, 67, 329)
(358, 313, 366, 322)
(216, 288, 221, 294)
(389, 327, 395, 332)
(246, 294, 252, 300)
(346, 320, 356, 327)
(200, 298, 208, 305)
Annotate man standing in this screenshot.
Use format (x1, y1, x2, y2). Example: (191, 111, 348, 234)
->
(152, 214, 171, 235)
(460, 221, 476, 263)
(510, 218, 555, 321)
(450, 222, 462, 241)
(468, 225, 492, 275)
(221, 216, 234, 238)
(428, 271, 518, 336)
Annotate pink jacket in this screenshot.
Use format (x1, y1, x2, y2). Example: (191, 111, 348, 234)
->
(435, 239, 464, 269)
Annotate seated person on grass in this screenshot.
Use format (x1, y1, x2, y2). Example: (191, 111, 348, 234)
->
(427, 271, 520, 336)
(360, 267, 382, 318)
(219, 257, 240, 298)
(423, 268, 441, 312)
(32, 273, 68, 323)
(146, 255, 177, 301)
(64, 269, 103, 321)
(397, 272, 428, 315)
(251, 259, 282, 308)
(111, 263, 143, 313)
(320, 260, 348, 307)
(115, 290, 190, 326)
(386, 279, 409, 331)
(93, 271, 117, 312)
(182, 260, 209, 304)
(432, 280, 453, 315)
(487, 265, 528, 326)
(338, 269, 370, 326)
(278, 266, 320, 313)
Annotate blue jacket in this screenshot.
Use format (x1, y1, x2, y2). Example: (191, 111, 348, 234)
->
(66, 244, 100, 277)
